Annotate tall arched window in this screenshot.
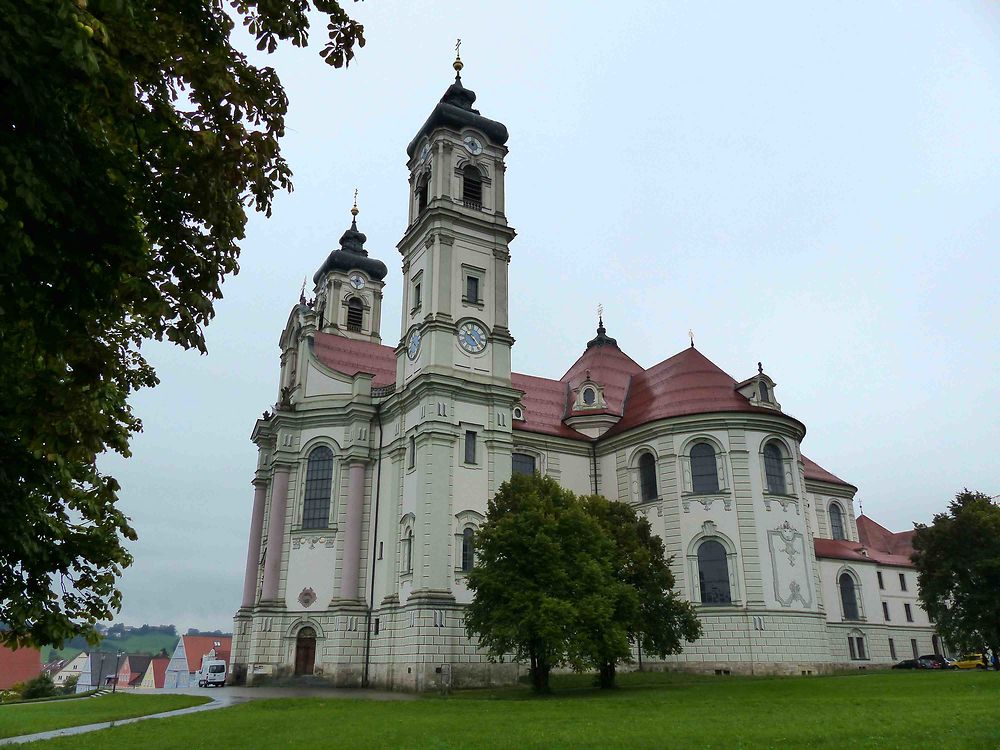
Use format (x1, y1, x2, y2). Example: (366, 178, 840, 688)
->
(698, 540, 732, 604)
(416, 173, 429, 214)
(763, 442, 786, 494)
(462, 164, 482, 209)
(461, 527, 475, 573)
(302, 446, 334, 529)
(839, 572, 860, 620)
(405, 528, 414, 574)
(294, 626, 316, 676)
(829, 502, 846, 540)
(690, 442, 719, 494)
(346, 298, 363, 331)
(639, 452, 658, 501)
(512, 452, 536, 477)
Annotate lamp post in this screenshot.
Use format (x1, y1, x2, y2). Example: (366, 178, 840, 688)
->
(112, 650, 124, 694)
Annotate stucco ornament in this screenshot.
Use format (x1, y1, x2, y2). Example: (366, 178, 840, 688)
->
(768, 521, 813, 608)
(297, 587, 317, 608)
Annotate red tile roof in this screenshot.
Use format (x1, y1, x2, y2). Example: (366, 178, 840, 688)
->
(560, 339, 643, 417)
(511, 373, 586, 440)
(181, 635, 232, 673)
(814, 516, 916, 567)
(0, 646, 41, 690)
(606, 347, 787, 436)
(857, 515, 916, 558)
(801, 455, 855, 489)
(312, 332, 396, 388)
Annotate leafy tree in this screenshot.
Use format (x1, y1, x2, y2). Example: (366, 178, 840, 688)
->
(60, 674, 80, 695)
(464, 474, 621, 693)
(0, 0, 363, 648)
(582, 496, 701, 688)
(912, 490, 1000, 662)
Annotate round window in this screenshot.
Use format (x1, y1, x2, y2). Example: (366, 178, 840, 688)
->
(513, 407, 523, 420)
(583, 387, 596, 405)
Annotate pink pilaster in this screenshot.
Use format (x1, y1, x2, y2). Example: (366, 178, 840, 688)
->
(240, 479, 269, 608)
(261, 466, 291, 602)
(339, 461, 367, 600)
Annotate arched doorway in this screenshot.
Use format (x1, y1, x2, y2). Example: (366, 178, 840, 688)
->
(294, 626, 316, 676)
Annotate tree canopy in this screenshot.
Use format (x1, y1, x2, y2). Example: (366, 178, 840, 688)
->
(0, 0, 363, 648)
(464, 474, 700, 691)
(912, 489, 1000, 660)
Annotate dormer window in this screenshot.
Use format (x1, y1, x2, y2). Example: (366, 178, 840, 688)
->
(346, 298, 363, 332)
(758, 381, 770, 403)
(582, 387, 596, 405)
(462, 165, 482, 209)
(513, 406, 524, 421)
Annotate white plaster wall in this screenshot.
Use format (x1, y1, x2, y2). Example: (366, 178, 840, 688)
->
(285, 543, 337, 610)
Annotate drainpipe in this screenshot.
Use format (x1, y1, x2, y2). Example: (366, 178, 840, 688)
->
(362, 402, 384, 688)
(590, 441, 598, 495)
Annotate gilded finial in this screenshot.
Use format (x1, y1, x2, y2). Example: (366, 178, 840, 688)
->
(351, 188, 359, 217)
(597, 303, 604, 325)
(453, 38, 463, 76)
(688, 329, 695, 348)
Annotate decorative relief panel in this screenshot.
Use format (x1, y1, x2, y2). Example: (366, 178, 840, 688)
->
(763, 494, 800, 514)
(682, 495, 733, 513)
(291, 535, 336, 550)
(768, 521, 812, 608)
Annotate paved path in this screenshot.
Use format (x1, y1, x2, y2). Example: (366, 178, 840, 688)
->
(0, 686, 413, 745)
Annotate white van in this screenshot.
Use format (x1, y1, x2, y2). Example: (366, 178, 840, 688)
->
(197, 660, 227, 688)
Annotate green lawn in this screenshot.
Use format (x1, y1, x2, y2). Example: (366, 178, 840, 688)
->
(18, 671, 1000, 749)
(0, 693, 210, 739)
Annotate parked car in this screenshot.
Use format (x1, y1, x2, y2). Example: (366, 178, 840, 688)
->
(196, 660, 227, 688)
(892, 658, 936, 670)
(918, 654, 957, 670)
(952, 653, 986, 670)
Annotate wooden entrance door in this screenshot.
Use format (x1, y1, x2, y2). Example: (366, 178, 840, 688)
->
(294, 627, 316, 676)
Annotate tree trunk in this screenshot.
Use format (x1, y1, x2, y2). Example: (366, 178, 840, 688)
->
(598, 661, 616, 689)
(530, 653, 551, 693)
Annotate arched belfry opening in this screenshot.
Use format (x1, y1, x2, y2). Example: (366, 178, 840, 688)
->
(294, 626, 316, 676)
(462, 164, 482, 209)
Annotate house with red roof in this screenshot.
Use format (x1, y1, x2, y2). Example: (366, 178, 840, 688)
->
(164, 635, 231, 688)
(231, 61, 940, 690)
(137, 655, 170, 689)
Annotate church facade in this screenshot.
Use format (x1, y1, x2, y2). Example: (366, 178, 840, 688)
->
(231, 61, 940, 689)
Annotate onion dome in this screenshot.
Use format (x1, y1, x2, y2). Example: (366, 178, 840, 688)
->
(406, 60, 508, 158)
(313, 207, 388, 284)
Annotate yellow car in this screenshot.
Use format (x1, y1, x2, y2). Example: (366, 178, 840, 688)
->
(953, 653, 987, 669)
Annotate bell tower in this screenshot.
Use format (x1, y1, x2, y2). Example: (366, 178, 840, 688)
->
(396, 48, 516, 387)
(391, 50, 520, 609)
(313, 199, 388, 343)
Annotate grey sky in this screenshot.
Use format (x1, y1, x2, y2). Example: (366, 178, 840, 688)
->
(103, 1, 1000, 631)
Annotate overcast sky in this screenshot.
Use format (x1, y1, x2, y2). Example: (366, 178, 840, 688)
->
(102, 1, 1000, 631)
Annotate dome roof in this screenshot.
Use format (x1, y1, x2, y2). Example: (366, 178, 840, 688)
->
(313, 217, 388, 283)
(406, 73, 509, 158)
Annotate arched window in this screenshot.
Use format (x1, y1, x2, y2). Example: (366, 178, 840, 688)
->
(346, 298, 363, 332)
(461, 527, 475, 573)
(416, 173, 429, 214)
(639, 452, 658, 501)
(839, 572, 860, 620)
(763, 442, 786, 494)
(829, 502, 846, 540)
(462, 165, 482, 209)
(759, 381, 770, 402)
(294, 626, 316, 676)
(690, 442, 719, 494)
(512, 452, 536, 476)
(582, 387, 596, 405)
(698, 540, 731, 604)
(404, 528, 414, 574)
(302, 446, 334, 529)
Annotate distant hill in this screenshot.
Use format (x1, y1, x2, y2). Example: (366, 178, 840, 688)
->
(46, 627, 180, 661)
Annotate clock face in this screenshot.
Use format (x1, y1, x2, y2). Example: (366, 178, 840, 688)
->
(349, 274, 365, 290)
(407, 329, 421, 361)
(462, 135, 483, 155)
(457, 321, 488, 354)
(419, 142, 432, 163)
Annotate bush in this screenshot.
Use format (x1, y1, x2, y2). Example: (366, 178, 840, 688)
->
(60, 675, 79, 695)
(21, 674, 56, 700)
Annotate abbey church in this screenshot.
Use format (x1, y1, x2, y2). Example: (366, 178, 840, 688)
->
(231, 58, 941, 689)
